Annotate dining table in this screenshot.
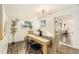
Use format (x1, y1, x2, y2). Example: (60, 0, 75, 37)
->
(26, 33, 53, 54)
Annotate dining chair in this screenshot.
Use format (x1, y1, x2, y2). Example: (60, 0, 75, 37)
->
(53, 32, 61, 53)
(25, 36, 33, 51)
(29, 43, 43, 54)
(24, 36, 43, 54)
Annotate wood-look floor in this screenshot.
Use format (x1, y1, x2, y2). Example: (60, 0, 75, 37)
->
(7, 41, 26, 54)
(7, 40, 79, 54)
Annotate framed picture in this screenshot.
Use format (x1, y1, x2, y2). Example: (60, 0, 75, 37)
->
(41, 20, 46, 27)
(21, 20, 32, 28)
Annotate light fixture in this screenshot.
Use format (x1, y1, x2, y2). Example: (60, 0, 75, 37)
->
(41, 9, 48, 15)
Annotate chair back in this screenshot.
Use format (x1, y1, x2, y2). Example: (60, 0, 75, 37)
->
(53, 32, 61, 53)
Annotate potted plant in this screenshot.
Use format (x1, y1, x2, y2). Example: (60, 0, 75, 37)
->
(11, 19, 19, 44)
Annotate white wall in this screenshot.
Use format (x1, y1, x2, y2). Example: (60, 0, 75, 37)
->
(52, 6, 79, 48)
(72, 7, 79, 48)
(38, 6, 79, 48)
(0, 4, 79, 53)
(6, 6, 79, 48)
(38, 15, 55, 37)
(35, 7, 75, 38)
(0, 5, 8, 54)
(4, 5, 77, 43)
(7, 17, 33, 43)
(14, 18, 33, 42)
(0, 35, 8, 54)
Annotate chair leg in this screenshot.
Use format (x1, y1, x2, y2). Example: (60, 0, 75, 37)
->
(28, 48, 32, 54)
(41, 50, 43, 54)
(28, 49, 43, 54)
(26, 45, 31, 53)
(35, 50, 43, 54)
(35, 51, 38, 54)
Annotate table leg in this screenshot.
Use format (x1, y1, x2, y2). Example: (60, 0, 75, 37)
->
(42, 44, 48, 54)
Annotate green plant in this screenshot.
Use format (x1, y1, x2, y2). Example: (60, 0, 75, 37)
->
(11, 19, 19, 44)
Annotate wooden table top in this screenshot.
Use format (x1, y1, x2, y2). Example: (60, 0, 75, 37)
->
(27, 34, 53, 43)
(33, 34, 53, 40)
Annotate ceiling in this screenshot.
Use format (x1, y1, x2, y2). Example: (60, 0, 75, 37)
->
(4, 4, 77, 20)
